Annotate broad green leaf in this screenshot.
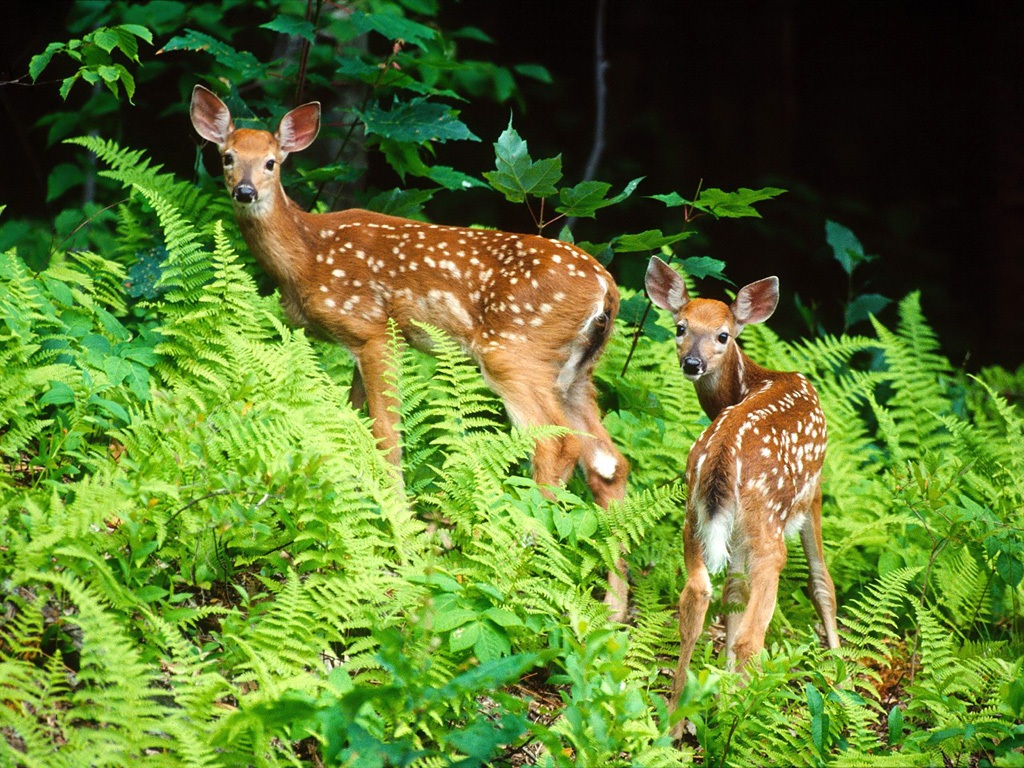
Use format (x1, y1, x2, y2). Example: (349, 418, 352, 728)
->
(845, 293, 891, 328)
(619, 294, 673, 342)
(46, 163, 86, 203)
(483, 118, 561, 203)
(450, 621, 481, 653)
(117, 24, 153, 44)
(113, 27, 140, 61)
(681, 255, 732, 285)
(611, 229, 692, 253)
(826, 219, 873, 275)
(473, 624, 511, 662)
(92, 27, 120, 53)
(59, 73, 82, 101)
(160, 29, 265, 79)
(513, 63, 553, 83)
(29, 42, 65, 81)
(555, 176, 643, 218)
(691, 186, 786, 218)
(89, 395, 130, 423)
(996, 551, 1023, 587)
(260, 17, 317, 43)
(367, 188, 436, 218)
(358, 97, 479, 144)
(888, 705, 904, 745)
(349, 10, 437, 49)
(649, 191, 688, 208)
(40, 380, 76, 406)
(425, 165, 486, 191)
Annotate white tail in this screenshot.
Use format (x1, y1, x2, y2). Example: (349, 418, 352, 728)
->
(190, 85, 631, 617)
(645, 256, 840, 711)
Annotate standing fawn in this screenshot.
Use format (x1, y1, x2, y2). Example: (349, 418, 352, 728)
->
(645, 256, 840, 711)
(189, 85, 630, 617)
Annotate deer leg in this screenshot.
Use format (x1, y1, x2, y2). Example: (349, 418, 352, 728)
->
(729, 535, 786, 668)
(562, 376, 631, 621)
(722, 545, 749, 669)
(563, 377, 628, 507)
(800, 481, 840, 649)
(480, 354, 579, 490)
(352, 338, 402, 466)
(671, 517, 713, 710)
(348, 365, 367, 410)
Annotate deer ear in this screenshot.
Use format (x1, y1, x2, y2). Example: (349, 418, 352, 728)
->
(276, 102, 321, 155)
(731, 276, 779, 327)
(645, 257, 690, 313)
(190, 85, 234, 147)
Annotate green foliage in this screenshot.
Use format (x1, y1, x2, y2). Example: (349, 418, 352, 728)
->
(2, 3, 1022, 766)
(30, 23, 152, 101)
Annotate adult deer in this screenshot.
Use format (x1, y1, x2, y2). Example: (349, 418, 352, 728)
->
(644, 256, 840, 713)
(189, 85, 630, 616)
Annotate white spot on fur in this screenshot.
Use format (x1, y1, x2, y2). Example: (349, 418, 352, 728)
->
(592, 449, 619, 481)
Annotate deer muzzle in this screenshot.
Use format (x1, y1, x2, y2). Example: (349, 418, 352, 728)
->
(682, 356, 705, 378)
(233, 183, 258, 204)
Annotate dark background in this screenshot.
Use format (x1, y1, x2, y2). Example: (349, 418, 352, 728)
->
(2, 1, 1022, 369)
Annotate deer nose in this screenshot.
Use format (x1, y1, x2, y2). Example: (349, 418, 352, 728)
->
(233, 184, 258, 204)
(682, 356, 704, 377)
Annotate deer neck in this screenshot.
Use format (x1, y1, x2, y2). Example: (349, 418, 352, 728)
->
(693, 344, 770, 420)
(235, 184, 313, 288)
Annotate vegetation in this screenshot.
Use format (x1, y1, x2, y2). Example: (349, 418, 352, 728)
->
(1, 1, 1022, 766)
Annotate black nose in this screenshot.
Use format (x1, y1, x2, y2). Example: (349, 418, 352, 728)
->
(233, 184, 257, 203)
(682, 356, 703, 376)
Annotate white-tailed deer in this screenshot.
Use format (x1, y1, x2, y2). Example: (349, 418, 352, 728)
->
(189, 85, 630, 616)
(645, 256, 840, 712)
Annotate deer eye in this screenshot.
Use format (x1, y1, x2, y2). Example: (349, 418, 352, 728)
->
(222, 153, 234, 167)
(675, 324, 687, 338)
(265, 159, 276, 171)
(717, 332, 729, 344)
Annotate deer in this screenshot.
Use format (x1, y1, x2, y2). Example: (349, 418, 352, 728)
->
(189, 85, 631, 618)
(644, 256, 840, 718)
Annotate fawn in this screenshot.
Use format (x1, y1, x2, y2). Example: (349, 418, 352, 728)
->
(189, 85, 631, 617)
(645, 256, 840, 711)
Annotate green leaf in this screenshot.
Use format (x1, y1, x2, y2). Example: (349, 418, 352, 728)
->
(611, 229, 692, 253)
(59, 73, 82, 101)
(888, 706, 905, 745)
(46, 163, 86, 203)
(619, 294, 673, 342)
(260, 17, 317, 43)
(160, 29, 265, 79)
(692, 186, 786, 218)
(425, 165, 486, 191)
(680, 255, 732, 284)
(825, 219, 874, 275)
(358, 97, 479, 144)
(482, 118, 561, 203)
(117, 24, 153, 44)
(513, 63, 553, 84)
(845, 293, 891, 327)
(349, 10, 437, 49)
(89, 395, 130, 423)
(649, 191, 688, 208)
(366, 188, 436, 218)
(555, 176, 643, 218)
(432, 607, 477, 632)
(40, 380, 76, 406)
(450, 621, 481, 653)
(996, 551, 1024, 587)
(92, 27, 121, 53)
(29, 42, 65, 81)
(473, 624, 511, 663)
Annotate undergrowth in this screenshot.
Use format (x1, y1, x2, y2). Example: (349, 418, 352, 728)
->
(1, 140, 1022, 767)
